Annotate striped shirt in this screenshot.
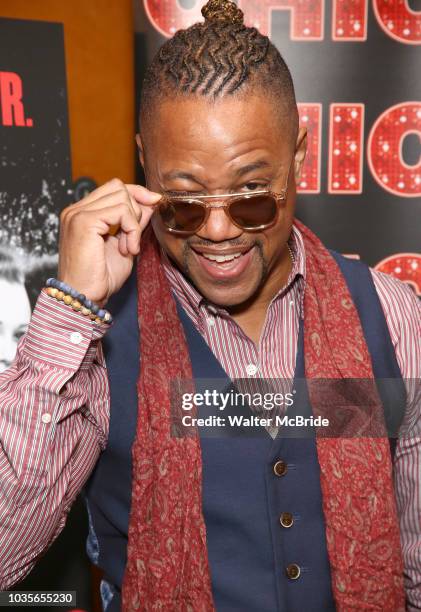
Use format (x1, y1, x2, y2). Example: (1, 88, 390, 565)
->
(0, 226, 420, 608)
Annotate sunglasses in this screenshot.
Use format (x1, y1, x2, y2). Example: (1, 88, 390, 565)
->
(155, 162, 292, 235)
(156, 189, 287, 235)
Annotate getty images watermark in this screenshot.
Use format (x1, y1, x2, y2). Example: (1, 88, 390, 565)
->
(180, 389, 329, 429)
(170, 378, 418, 439)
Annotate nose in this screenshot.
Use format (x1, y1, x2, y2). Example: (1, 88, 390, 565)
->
(196, 205, 242, 242)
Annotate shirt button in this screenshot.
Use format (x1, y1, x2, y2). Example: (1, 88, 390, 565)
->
(273, 460, 287, 477)
(41, 413, 52, 424)
(246, 364, 258, 376)
(207, 318, 215, 327)
(285, 563, 301, 580)
(280, 512, 294, 528)
(70, 332, 83, 345)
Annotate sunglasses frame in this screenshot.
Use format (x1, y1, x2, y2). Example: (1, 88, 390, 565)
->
(156, 189, 288, 235)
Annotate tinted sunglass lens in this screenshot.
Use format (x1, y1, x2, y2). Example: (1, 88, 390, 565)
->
(159, 200, 205, 232)
(229, 194, 277, 228)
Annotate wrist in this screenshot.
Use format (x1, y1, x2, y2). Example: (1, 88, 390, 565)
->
(56, 272, 108, 308)
(45, 278, 113, 325)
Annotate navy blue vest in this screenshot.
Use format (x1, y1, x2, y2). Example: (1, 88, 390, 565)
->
(83, 252, 405, 611)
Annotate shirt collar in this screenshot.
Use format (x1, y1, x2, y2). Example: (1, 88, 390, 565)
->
(161, 223, 306, 315)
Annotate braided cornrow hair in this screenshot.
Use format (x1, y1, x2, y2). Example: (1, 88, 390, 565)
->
(140, 0, 298, 138)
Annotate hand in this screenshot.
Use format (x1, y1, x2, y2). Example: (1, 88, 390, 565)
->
(58, 178, 161, 305)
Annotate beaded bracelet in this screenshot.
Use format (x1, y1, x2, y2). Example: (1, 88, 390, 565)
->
(45, 278, 113, 325)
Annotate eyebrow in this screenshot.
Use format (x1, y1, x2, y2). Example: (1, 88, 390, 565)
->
(163, 170, 199, 182)
(162, 160, 272, 183)
(234, 160, 271, 177)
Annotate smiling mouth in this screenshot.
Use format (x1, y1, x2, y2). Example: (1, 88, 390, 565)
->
(190, 245, 256, 278)
(200, 252, 243, 263)
(190, 244, 253, 258)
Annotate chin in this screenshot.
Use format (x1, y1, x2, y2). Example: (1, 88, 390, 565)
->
(198, 282, 260, 309)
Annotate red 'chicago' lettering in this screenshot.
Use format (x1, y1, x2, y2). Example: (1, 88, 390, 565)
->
(143, 0, 420, 43)
(0, 71, 33, 128)
(367, 102, 421, 198)
(297, 104, 322, 193)
(240, 0, 323, 39)
(328, 104, 364, 194)
(332, 0, 368, 41)
(375, 253, 421, 295)
(373, 0, 421, 45)
(332, 0, 421, 43)
(143, 0, 202, 37)
(143, 0, 323, 39)
(296, 102, 420, 197)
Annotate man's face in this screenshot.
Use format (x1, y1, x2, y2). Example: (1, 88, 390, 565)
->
(139, 93, 306, 308)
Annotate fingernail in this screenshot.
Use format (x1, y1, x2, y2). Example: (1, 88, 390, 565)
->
(144, 191, 161, 203)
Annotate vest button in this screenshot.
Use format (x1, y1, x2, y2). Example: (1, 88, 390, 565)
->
(285, 563, 301, 580)
(280, 512, 294, 528)
(273, 460, 287, 477)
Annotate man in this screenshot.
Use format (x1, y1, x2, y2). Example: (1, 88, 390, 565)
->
(0, 0, 420, 610)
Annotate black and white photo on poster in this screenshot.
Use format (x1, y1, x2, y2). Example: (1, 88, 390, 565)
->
(0, 17, 72, 371)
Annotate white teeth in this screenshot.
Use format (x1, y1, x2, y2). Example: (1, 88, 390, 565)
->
(201, 252, 242, 263)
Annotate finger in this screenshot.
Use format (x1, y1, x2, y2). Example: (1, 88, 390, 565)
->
(67, 188, 121, 213)
(109, 185, 139, 238)
(78, 203, 141, 247)
(125, 184, 162, 235)
(126, 184, 162, 206)
(66, 184, 160, 240)
(110, 205, 142, 256)
(80, 178, 128, 206)
(118, 231, 129, 257)
(68, 188, 142, 220)
(107, 189, 152, 239)
(121, 183, 138, 218)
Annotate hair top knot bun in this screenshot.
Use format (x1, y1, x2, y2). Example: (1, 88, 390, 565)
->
(201, 0, 244, 26)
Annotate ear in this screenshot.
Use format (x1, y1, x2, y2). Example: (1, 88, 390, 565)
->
(294, 126, 307, 183)
(135, 133, 145, 168)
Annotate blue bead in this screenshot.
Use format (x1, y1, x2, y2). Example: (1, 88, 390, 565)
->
(69, 288, 79, 299)
(97, 309, 106, 319)
(46, 278, 55, 287)
(85, 299, 93, 309)
(78, 294, 86, 303)
(91, 304, 99, 314)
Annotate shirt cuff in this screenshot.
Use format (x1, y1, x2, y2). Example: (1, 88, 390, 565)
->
(22, 290, 110, 371)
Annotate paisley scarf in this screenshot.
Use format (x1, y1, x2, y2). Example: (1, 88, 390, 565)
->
(121, 220, 404, 611)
